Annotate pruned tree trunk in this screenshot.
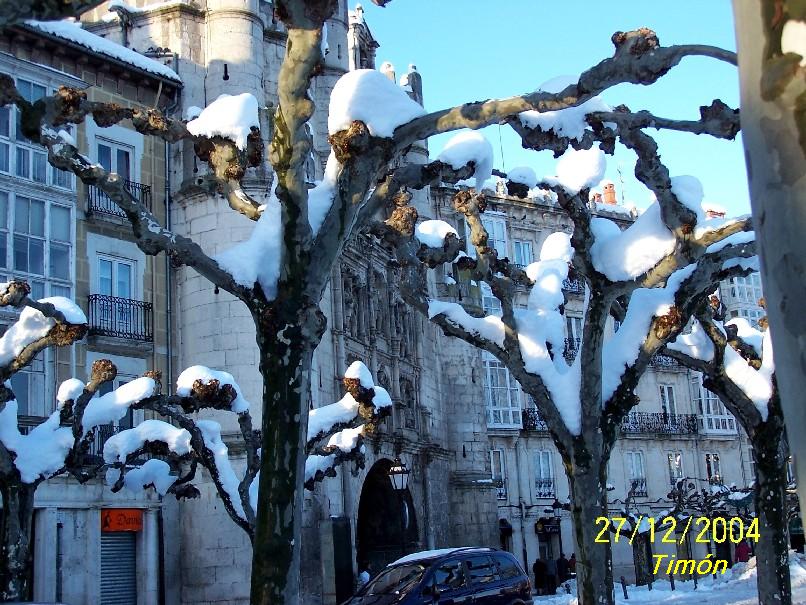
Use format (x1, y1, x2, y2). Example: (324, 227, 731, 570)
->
(732, 0, 806, 512)
(632, 534, 653, 586)
(567, 460, 614, 605)
(750, 407, 791, 605)
(250, 300, 325, 605)
(0, 481, 36, 602)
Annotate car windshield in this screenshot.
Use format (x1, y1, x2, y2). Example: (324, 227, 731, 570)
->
(363, 563, 426, 596)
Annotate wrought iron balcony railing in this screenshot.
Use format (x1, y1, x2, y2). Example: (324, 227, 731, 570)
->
(87, 179, 151, 218)
(562, 277, 585, 295)
(521, 408, 549, 432)
(494, 479, 507, 500)
(535, 477, 555, 498)
(649, 353, 681, 370)
(630, 477, 648, 497)
(88, 294, 153, 342)
(563, 337, 580, 363)
(620, 412, 699, 435)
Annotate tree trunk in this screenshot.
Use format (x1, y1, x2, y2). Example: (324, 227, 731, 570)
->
(732, 0, 806, 510)
(250, 300, 325, 605)
(0, 481, 35, 602)
(632, 533, 653, 586)
(568, 464, 614, 605)
(751, 431, 791, 605)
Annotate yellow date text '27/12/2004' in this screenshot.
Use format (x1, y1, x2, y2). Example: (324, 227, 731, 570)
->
(594, 515, 760, 546)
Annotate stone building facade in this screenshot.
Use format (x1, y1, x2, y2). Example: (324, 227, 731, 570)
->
(0, 20, 181, 605)
(0, 2, 769, 604)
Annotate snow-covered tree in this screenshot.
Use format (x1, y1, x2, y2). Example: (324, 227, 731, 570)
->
(665, 298, 790, 604)
(732, 0, 806, 521)
(0, 2, 752, 601)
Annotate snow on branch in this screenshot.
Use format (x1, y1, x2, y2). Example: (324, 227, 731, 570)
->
(304, 361, 392, 489)
(436, 131, 494, 192)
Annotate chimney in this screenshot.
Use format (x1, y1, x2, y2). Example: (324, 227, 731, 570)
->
(602, 181, 617, 205)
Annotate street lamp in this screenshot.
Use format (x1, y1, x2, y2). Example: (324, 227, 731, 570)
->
(388, 457, 411, 558)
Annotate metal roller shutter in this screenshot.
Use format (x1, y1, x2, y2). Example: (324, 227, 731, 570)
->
(101, 532, 137, 605)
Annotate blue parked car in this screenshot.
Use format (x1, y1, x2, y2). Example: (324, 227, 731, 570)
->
(344, 547, 533, 604)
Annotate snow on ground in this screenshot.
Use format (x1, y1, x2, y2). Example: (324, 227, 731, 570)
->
(538, 553, 806, 605)
(24, 20, 180, 82)
(437, 131, 494, 191)
(186, 93, 259, 150)
(328, 69, 426, 137)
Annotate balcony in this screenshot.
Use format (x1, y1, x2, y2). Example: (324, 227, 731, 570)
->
(494, 479, 507, 500)
(620, 412, 698, 435)
(562, 277, 585, 295)
(535, 477, 555, 498)
(88, 294, 153, 342)
(563, 337, 580, 363)
(521, 408, 549, 432)
(630, 477, 648, 497)
(87, 179, 151, 218)
(17, 417, 119, 465)
(649, 354, 682, 371)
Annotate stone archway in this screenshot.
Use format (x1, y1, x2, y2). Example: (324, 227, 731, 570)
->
(356, 458, 419, 574)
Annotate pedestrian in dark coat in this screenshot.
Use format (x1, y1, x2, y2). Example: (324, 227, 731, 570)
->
(532, 558, 547, 595)
(735, 539, 751, 563)
(569, 553, 577, 575)
(556, 553, 569, 583)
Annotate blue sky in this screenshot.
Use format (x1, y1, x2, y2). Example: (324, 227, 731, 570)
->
(357, 0, 749, 215)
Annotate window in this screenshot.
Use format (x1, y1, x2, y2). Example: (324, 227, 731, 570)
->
(431, 559, 466, 591)
(667, 451, 684, 487)
(626, 451, 646, 495)
(728, 274, 762, 305)
(659, 385, 677, 416)
(491, 449, 507, 499)
(96, 374, 138, 429)
(483, 217, 507, 257)
(1, 77, 74, 189)
(97, 140, 133, 180)
(484, 355, 521, 428)
(0, 190, 72, 299)
(98, 256, 134, 299)
(705, 453, 722, 484)
(492, 553, 520, 580)
(693, 375, 736, 434)
(512, 240, 533, 267)
(480, 282, 501, 316)
(9, 350, 45, 416)
(566, 316, 582, 341)
(464, 555, 497, 585)
(534, 450, 554, 497)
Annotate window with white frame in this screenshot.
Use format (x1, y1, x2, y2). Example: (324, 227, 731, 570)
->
(0, 190, 72, 299)
(728, 273, 762, 305)
(626, 451, 647, 495)
(667, 451, 684, 487)
(96, 139, 133, 181)
(484, 353, 521, 428)
(512, 240, 533, 267)
(659, 384, 677, 416)
(9, 350, 45, 417)
(469, 216, 507, 258)
(729, 307, 765, 327)
(693, 375, 736, 434)
(480, 282, 502, 316)
(705, 452, 722, 484)
(490, 449, 507, 499)
(0, 77, 74, 189)
(534, 450, 554, 497)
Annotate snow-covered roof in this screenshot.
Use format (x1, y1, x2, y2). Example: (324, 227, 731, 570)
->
(23, 20, 181, 83)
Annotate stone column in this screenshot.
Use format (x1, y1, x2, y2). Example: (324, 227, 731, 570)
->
(137, 509, 160, 605)
(32, 508, 58, 603)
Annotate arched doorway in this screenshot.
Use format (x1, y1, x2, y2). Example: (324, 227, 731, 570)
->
(356, 459, 419, 574)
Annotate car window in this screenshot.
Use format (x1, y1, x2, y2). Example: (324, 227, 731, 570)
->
(363, 563, 425, 596)
(464, 554, 498, 585)
(492, 553, 521, 580)
(431, 558, 466, 591)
